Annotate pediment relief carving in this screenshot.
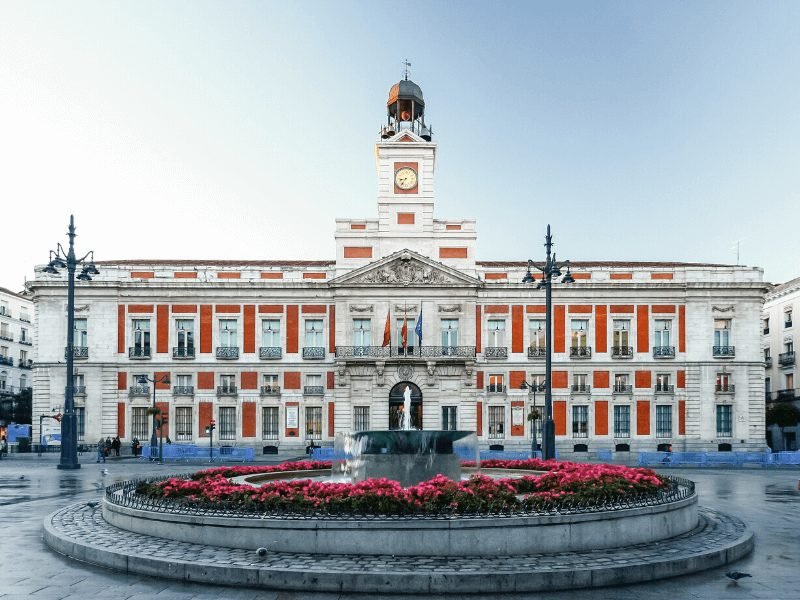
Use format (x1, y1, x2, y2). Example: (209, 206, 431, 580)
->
(712, 305, 735, 313)
(355, 258, 457, 286)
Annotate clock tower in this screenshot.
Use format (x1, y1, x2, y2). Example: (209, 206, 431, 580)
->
(335, 71, 477, 274)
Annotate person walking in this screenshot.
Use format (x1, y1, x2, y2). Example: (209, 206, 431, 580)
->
(0, 435, 7, 460)
(131, 437, 140, 457)
(112, 436, 120, 457)
(96, 437, 106, 463)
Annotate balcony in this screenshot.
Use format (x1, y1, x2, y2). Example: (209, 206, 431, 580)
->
(216, 347, 239, 360)
(173, 386, 194, 396)
(334, 346, 477, 359)
(486, 384, 506, 394)
(20, 316, 31, 323)
(613, 384, 633, 394)
(128, 347, 151, 359)
(0, 356, 14, 367)
(653, 346, 676, 359)
(569, 347, 592, 359)
(611, 346, 633, 359)
(655, 384, 675, 394)
(485, 347, 508, 359)
(0, 333, 13, 342)
(303, 347, 325, 360)
(173, 347, 195, 359)
(715, 384, 736, 394)
(19, 359, 32, 369)
(527, 346, 546, 359)
(73, 386, 86, 396)
(0, 387, 14, 396)
(713, 346, 735, 358)
(778, 351, 795, 367)
(129, 385, 150, 396)
(303, 385, 324, 396)
(19, 338, 32, 346)
(259, 347, 282, 360)
(71, 346, 89, 359)
(571, 384, 591, 393)
(764, 356, 772, 368)
(217, 385, 238, 396)
(260, 385, 281, 396)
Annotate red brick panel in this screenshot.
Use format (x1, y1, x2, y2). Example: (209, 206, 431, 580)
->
(117, 305, 125, 353)
(171, 304, 197, 313)
(128, 304, 154, 313)
(117, 402, 125, 437)
(552, 371, 569, 388)
(130, 271, 154, 279)
(511, 401, 524, 436)
(200, 305, 212, 353)
(328, 305, 336, 353)
(155, 372, 170, 390)
(260, 272, 283, 279)
(484, 273, 507, 280)
(258, 304, 284, 313)
(635, 370, 652, 389)
(595, 401, 609, 436)
(242, 402, 256, 438)
(173, 272, 197, 279)
(475, 306, 482, 354)
(554, 305, 566, 353)
(636, 305, 650, 353)
(284, 371, 301, 390)
(511, 305, 523, 353)
(678, 401, 686, 435)
(509, 370, 526, 391)
(302, 305, 326, 314)
(572, 272, 591, 280)
(651, 273, 674, 280)
(241, 372, 258, 390)
(156, 401, 170, 438)
(243, 305, 256, 353)
(197, 372, 215, 390)
(217, 272, 241, 279)
(610, 273, 632, 280)
(327, 371, 335, 390)
(526, 305, 546, 313)
(117, 372, 127, 390)
(344, 246, 373, 258)
(397, 213, 415, 225)
(679, 306, 686, 353)
(568, 305, 592, 314)
(554, 401, 567, 436)
(286, 305, 299, 353)
(593, 371, 610, 389)
(476, 371, 484, 390)
(484, 305, 509, 314)
(677, 370, 686, 389)
(439, 247, 468, 259)
(476, 401, 483, 436)
(637, 401, 651, 435)
(302, 272, 327, 280)
(215, 305, 241, 313)
(610, 305, 634, 313)
(199, 402, 213, 437)
(328, 402, 335, 437)
(595, 305, 607, 353)
(446, 224, 462, 231)
(156, 305, 168, 354)
(350, 223, 366, 230)
(651, 305, 676, 314)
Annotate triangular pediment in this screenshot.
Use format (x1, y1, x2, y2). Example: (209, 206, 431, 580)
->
(330, 249, 482, 288)
(385, 130, 426, 143)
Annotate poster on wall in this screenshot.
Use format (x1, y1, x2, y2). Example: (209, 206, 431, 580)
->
(41, 421, 62, 446)
(285, 406, 299, 429)
(511, 406, 524, 427)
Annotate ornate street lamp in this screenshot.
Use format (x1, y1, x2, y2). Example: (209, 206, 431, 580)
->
(521, 225, 575, 460)
(41, 215, 99, 470)
(521, 377, 546, 458)
(139, 374, 170, 463)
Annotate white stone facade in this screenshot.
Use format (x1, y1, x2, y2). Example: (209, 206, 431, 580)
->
(0, 287, 34, 402)
(27, 80, 769, 455)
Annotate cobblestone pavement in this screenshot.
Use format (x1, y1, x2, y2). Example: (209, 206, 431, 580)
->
(1, 455, 798, 599)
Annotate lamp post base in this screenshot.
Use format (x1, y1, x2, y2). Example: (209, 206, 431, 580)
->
(57, 463, 81, 470)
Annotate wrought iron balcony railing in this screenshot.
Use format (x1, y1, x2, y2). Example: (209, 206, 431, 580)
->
(653, 346, 676, 358)
(260, 385, 281, 396)
(173, 386, 194, 396)
(19, 359, 32, 369)
(571, 384, 591, 393)
(129, 385, 150, 396)
(655, 384, 675, 394)
(527, 346, 546, 359)
(217, 385, 238, 396)
(613, 384, 632, 394)
(715, 384, 735, 394)
(0, 356, 14, 366)
(303, 385, 324, 396)
(778, 351, 795, 367)
(259, 347, 282, 359)
(0, 334, 13, 342)
(611, 346, 633, 358)
(129, 347, 151, 359)
(216, 347, 239, 359)
(71, 346, 89, 359)
(713, 346, 735, 357)
(173, 347, 195, 359)
(19, 315, 31, 323)
(764, 356, 772, 368)
(485, 347, 508, 359)
(569, 346, 592, 359)
(19, 339, 32, 346)
(486, 384, 506, 393)
(303, 347, 325, 360)
(334, 346, 477, 359)
(73, 386, 86, 396)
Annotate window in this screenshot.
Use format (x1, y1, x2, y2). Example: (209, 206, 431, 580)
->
(529, 404, 543, 438)
(20, 307, 29, 322)
(73, 373, 85, 392)
(74, 318, 88, 347)
(19, 349, 27, 364)
(353, 318, 372, 347)
(395, 318, 416, 353)
(0, 323, 9, 340)
(219, 319, 238, 348)
(765, 347, 772, 361)
(714, 319, 732, 347)
(613, 319, 630, 350)
(529, 319, 545, 349)
(19, 374, 27, 389)
(765, 376, 771, 395)
(614, 373, 630, 392)
(530, 373, 546, 388)
(220, 374, 236, 393)
(306, 406, 322, 440)
(132, 319, 150, 352)
(176, 319, 194, 353)
(786, 309, 793, 328)
(763, 317, 770, 334)
(655, 405, 672, 438)
(488, 320, 506, 348)
(176, 407, 192, 441)
(176, 374, 192, 388)
(785, 340, 794, 354)
(614, 405, 630, 438)
(76, 407, 85, 441)
(488, 373, 504, 393)
(132, 408, 149, 439)
(655, 373, 671, 392)
(354, 406, 370, 431)
(18, 327, 27, 343)
(262, 319, 281, 347)
(262, 406, 279, 440)
(0, 372, 6, 391)
(716, 405, 732, 437)
(262, 374, 279, 392)
(786, 373, 794, 390)
(0, 300, 8, 316)
(488, 406, 505, 439)
(305, 319, 323, 347)
(571, 320, 589, 349)
(654, 319, 671, 348)
(716, 373, 732, 392)
(441, 406, 457, 431)
(573, 373, 588, 392)
(441, 318, 459, 349)
(306, 373, 322, 388)
(572, 405, 588, 438)
(219, 407, 236, 440)
(0, 346, 7, 358)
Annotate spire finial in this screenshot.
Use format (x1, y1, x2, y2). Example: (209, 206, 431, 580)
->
(402, 58, 411, 81)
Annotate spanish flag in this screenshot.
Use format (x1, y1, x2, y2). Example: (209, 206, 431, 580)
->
(382, 310, 391, 347)
(401, 318, 408, 349)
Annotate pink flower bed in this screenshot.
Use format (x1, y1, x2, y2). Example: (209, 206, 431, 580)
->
(135, 459, 670, 515)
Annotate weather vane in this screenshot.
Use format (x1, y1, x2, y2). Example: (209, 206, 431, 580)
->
(402, 58, 411, 80)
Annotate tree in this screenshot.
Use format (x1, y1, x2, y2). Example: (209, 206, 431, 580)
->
(766, 403, 800, 430)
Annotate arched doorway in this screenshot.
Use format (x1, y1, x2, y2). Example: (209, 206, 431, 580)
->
(389, 381, 423, 430)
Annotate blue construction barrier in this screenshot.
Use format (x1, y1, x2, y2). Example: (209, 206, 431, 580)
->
(638, 451, 800, 467)
(139, 444, 254, 462)
(596, 450, 613, 461)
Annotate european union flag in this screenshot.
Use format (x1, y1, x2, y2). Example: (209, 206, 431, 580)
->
(415, 312, 423, 345)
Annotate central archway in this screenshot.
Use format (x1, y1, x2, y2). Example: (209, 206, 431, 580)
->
(388, 381, 423, 430)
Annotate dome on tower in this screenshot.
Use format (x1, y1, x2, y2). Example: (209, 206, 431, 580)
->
(387, 79, 425, 108)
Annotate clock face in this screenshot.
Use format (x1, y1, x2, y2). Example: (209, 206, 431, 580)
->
(394, 167, 418, 190)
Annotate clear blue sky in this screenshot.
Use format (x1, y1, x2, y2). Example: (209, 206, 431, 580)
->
(1, 0, 798, 289)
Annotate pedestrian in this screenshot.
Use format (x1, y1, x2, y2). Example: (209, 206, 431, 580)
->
(96, 437, 106, 463)
(131, 437, 140, 457)
(0, 435, 7, 459)
(104, 437, 112, 458)
(112, 436, 121, 457)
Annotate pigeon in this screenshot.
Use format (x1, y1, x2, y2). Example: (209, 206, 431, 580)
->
(86, 501, 99, 508)
(256, 547, 268, 558)
(19, 475, 25, 480)
(100, 468, 109, 475)
(725, 571, 752, 584)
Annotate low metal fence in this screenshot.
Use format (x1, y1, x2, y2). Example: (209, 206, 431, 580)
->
(638, 450, 800, 467)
